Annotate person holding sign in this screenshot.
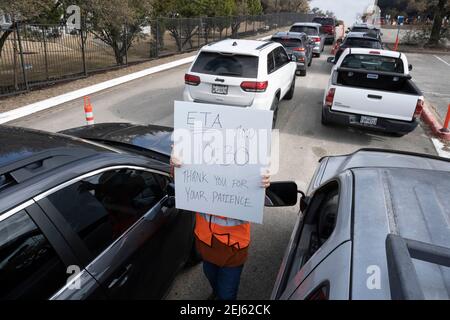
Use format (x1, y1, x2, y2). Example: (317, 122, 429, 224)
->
(170, 154, 271, 301)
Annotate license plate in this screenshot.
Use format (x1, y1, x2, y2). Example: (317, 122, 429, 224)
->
(360, 115, 378, 126)
(212, 84, 228, 95)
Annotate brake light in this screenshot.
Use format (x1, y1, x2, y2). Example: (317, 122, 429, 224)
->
(241, 81, 268, 92)
(313, 37, 321, 43)
(293, 47, 305, 52)
(185, 73, 200, 86)
(325, 88, 336, 107)
(414, 99, 424, 118)
(369, 51, 381, 55)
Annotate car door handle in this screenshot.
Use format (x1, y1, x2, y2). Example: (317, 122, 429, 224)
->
(367, 94, 382, 100)
(108, 264, 133, 289)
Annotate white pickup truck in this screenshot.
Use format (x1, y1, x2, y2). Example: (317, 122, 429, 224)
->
(322, 48, 424, 136)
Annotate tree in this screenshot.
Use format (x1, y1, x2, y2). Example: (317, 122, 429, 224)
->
(0, 0, 62, 57)
(427, 0, 449, 46)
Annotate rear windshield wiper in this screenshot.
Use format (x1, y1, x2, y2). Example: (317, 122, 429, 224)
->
(217, 72, 241, 76)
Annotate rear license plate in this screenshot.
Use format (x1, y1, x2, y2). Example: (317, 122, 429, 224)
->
(360, 115, 378, 126)
(212, 84, 228, 95)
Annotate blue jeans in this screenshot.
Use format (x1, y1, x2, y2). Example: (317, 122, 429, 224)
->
(202, 261, 244, 300)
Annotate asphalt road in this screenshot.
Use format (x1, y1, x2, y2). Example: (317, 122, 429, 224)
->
(10, 46, 438, 300)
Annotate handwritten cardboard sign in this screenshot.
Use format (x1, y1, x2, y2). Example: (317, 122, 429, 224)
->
(173, 101, 273, 224)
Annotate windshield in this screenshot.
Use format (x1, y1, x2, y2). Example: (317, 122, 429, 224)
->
(341, 54, 405, 73)
(289, 26, 318, 36)
(272, 38, 302, 48)
(343, 38, 382, 49)
(191, 52, 259, 78)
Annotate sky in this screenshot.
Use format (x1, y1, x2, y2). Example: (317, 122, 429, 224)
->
(310, 0, 375, 26)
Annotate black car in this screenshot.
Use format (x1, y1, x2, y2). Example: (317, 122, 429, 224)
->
(266, 149, 450, 300)
(0, 123, 198, 300)
(347, 23, 383, 41)
(271, 31, 314, 76)
(333, 32, 383, 63)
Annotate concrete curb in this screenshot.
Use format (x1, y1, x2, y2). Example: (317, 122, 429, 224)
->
(421, 102, 450, 141)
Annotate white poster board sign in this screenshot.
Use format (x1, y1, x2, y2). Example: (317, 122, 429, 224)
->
(173, 101, 273, 224)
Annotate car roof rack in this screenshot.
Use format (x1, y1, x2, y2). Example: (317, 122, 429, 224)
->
(256, 41, 273, 50)
(385, 233, 450, 300)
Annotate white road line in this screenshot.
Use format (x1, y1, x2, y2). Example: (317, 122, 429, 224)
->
(431, 138, 450, 159)
(434, 55, 450, 67)
(0, 35, 272, 125)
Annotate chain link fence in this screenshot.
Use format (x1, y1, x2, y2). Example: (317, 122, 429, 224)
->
(0, 12, 312, 97)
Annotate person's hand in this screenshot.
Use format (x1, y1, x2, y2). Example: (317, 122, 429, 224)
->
(170, 144, 182, 178)
(261, 168, 271, 189)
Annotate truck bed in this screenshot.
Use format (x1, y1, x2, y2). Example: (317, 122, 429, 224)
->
(335, 67, 422, 95)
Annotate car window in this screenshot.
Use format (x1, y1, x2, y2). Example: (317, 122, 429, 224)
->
(191, 52, 259, 78)
(0, 210, 67, 299)
(343, 38, 382, 49)
(289, 26, 318, 36)
(47, 169, 169, 257)
(341, 54, 404, 73)
(272, 38, 302, 48)
(274, 47, 289, 69)
(267, 50, 275, 74)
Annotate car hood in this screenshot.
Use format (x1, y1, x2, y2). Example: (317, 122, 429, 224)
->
(60, 123, 173, 156)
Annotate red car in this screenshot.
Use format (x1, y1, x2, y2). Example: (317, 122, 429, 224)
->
(312, 16, 336, 44)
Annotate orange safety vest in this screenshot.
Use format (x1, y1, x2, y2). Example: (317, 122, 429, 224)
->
(194, 213, 251, 250)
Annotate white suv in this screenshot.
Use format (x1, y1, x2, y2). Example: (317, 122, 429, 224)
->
(183, 39, 297, 126)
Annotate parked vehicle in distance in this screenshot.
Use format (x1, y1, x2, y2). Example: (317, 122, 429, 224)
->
(347, 23, 383, 41)
(289, 22, 325, 57)
(0, 123, 199, 300)
(271, 31, 314, 76)
(312, 16, 336, 44)
(183, 39, 297, 127)
(332, 32, 383, 63)
(323, 48, 423, 136)
(266, 148, 450, 300)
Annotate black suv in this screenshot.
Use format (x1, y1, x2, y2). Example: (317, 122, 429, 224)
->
(333, 32, 383, 63)
(0, 123, 198, 300)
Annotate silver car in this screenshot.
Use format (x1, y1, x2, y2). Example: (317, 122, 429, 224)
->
(289, 22, 325, 57)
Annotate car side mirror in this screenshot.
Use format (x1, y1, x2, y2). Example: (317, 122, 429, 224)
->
(327, 57, 335, 64)
(345, 30, 349, 34)
(290, 54, 297, 62)
(409, 64, 413, 71)
(265, 181, 299, 207)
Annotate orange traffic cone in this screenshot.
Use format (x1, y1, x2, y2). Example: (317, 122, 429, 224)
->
(84, 96, 94, 125)
(393, 33, 399, 51)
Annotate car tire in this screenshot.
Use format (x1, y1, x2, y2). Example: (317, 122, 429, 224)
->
(284, 77, 295, 100)
(272, 96, 280, 129)
(316, 52, 321, 58)
(308, 57, 312, 67)
(321, 108, 330, 126)
(299, 69, 307, 77)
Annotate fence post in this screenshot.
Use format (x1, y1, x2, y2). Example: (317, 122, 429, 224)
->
(16, 22, 29, 91)
(155, 20, 160, 57)
(42, 27, 49, 80)
(124, 23, 128, 65)
(80, 20, 87, 76)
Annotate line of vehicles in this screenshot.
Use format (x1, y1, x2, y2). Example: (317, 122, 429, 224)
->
(0, 17, 448, 300)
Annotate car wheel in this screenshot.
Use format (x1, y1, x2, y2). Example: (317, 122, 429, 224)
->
(284, 77, 295, 100)
(316, 52, 321, 58)
(308, 57, 312, 67)
(272, 96, 280, 128)
(299, 69, 307, 77)
(321, 108, 330, 126)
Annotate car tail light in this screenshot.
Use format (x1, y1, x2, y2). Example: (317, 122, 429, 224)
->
(414, 99, 424, 118)
(293, 47, 305, 52)
(369, 51, 381, 55)
(325, 88, 336, 107)
(240, 81, 268, 93)
(313, 37, 321, 43)
(185, 73, 200, 86)
(298, 57, 305, 62)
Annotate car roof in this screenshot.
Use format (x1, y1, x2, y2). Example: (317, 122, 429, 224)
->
(200, 39, 278, 56)
(351, 167, 450, 299)
(345, 31, 379, 40)
(0, 125, 112, 170)
(272, 31, 306, 40)
(291, 22, 321, 28)
(351, 23, 379, 30)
